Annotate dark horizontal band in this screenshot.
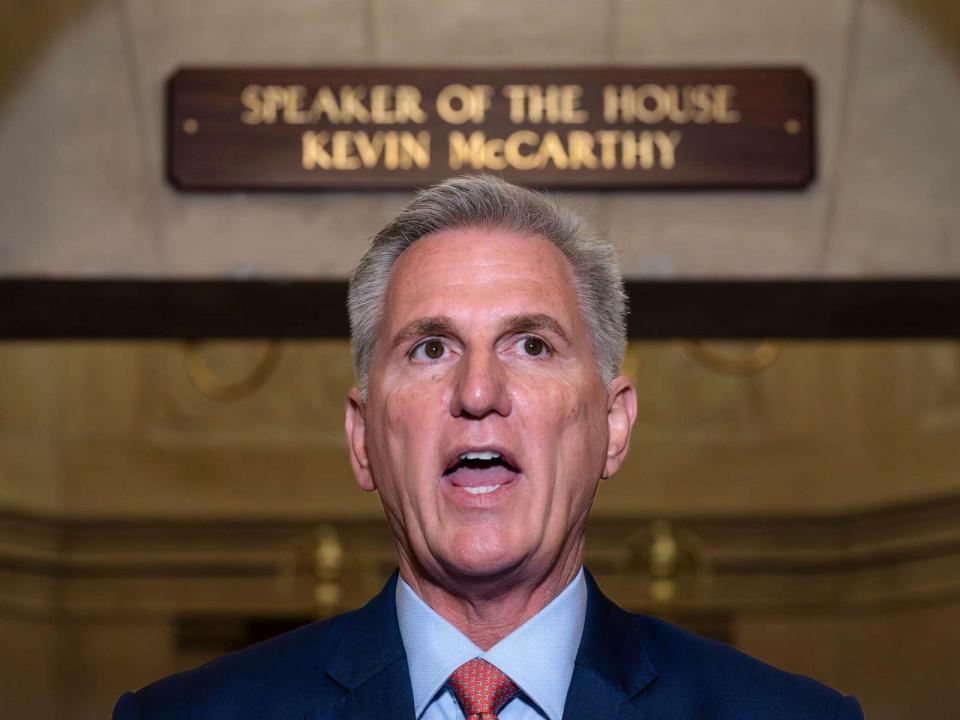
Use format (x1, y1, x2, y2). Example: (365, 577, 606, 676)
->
(2, 278, 959, 339)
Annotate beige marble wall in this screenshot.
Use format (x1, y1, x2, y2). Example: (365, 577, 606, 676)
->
(0, 0, 958, 278)
(0, 345, 64, 515)
(737, 602, 960, 720)
(0, 617, 61, 720)
(61, 620, 174, 720)
(4, 340, 956, 521)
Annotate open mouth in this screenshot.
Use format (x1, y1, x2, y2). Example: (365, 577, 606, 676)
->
(443, 450, 520, 495)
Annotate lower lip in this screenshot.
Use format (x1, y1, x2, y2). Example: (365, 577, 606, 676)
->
(443, 470, 520, 505)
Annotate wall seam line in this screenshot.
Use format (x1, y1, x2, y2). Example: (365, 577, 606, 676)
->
(112, 0, 165, 267)
(816, 0, 866, 273)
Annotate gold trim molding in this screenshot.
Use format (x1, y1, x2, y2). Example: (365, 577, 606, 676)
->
(2, 496, 960, 620)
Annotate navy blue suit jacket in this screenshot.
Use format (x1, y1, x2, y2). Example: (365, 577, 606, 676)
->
(113, 571, 864, 719)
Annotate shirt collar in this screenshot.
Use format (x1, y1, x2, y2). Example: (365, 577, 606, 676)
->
(396, 569, 587, 720)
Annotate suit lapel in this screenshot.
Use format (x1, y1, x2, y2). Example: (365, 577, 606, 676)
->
(306, 656, 415, 720)
(562, 665, 647, 720)
(304, 572, 416, 720)
(302, 570, 657, 720)
(562, 571, 658, 720)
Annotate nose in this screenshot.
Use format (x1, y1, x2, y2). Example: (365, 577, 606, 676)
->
(450, 348, 512, 418)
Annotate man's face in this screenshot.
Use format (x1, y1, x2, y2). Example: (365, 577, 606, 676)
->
(346, 227, 635, 586)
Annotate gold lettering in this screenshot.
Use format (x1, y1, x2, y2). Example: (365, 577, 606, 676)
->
(603, 85, 622, 123)
(370, 86, 395, 124)
(560, 85, 589, 123)
(503, 130, 540, 170)
(634, 84, 670, 124)
(595, 130, 620, 169)
(567, 130, 598, 169)
(448, 131, 488, 169)
(304, 130, 430, 170)
(535, 131, 569, 169)
(693, 84, 714, 123)
(437, 84, 493, 124)
(483, 137, 508, 170)
(620, 130, 682, 169)
(619, 85, 636, 123)
(502, 85, 588, 124)
(384, 132, 399, 169)
(283, 85, 309, 124)
(606, 83, 743, 126)
(301, 131, 332, 169)
(621, 131, 655, 169)
(399, 131, 431, 169)
(338, 86, 371, 123)
(245, 85, 434, 125)
(259, 85, 288, 124)
(528, 85, 545, 123)
(447, 131, 506, 170)
(713, 84, 741, 123)
(395, 85, 428, 124)
(503, 85, 527, 124)
(540, 86, 561, 123)
(363, 85, 429, 124)
(309, 87, 342, 123)
(247, 85, 314, 124)
(354, 131, 386, 167)
(331, 131, 361, 169)
(665, 85, 691, 124)
(653, 130, 682, 169)
(240, 84, 264, 124)
(301, 85, 430, 125)
(442, 129, 681, 172)
(383, 131, 431, 169)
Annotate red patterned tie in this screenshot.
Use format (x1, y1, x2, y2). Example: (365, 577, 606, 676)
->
(448, 658, 519, 720)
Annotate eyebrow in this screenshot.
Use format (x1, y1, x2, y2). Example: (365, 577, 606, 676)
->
(391, 316, 456, 349)
(500, 313, 570, 343)
(390, 313, 569, 350)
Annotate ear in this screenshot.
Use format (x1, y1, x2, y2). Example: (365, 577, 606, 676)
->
(602, 375, 637, 480)
(345, 387, 376, 492)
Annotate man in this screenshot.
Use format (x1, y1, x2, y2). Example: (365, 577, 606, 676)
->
(114, 176, 863, 719)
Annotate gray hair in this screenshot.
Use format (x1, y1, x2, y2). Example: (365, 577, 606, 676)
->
(347, 175, 627, 398)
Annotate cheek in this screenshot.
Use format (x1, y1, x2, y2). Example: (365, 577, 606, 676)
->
(511, 386, 565, 466)
(523, 375, 597, 440)
(520, 377, 607, 491)
(370, 385, 443, 488)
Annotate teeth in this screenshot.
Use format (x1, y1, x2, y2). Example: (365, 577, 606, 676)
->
(459, 450, 501, 461)
(463, 485, 501, 495)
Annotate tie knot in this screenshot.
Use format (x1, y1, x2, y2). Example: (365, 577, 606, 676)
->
(448, 658, 519, 719)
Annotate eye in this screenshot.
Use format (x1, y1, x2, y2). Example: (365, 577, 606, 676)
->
(412, 338, 446, 361)
(521, 336, 548, 356)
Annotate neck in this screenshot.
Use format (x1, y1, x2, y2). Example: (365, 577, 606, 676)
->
(398, 543, 584, 650)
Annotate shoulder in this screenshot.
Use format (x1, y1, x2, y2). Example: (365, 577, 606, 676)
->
(113, 606, 367, 720)
(630, 612, 862, 720)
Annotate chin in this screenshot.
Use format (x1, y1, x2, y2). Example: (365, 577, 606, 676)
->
(440, 529, 530, 580)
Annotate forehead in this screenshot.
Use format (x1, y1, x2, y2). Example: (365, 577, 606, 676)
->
(381, 226, 584, 329)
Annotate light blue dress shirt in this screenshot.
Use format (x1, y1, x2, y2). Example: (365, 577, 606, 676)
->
(396, 569, 587, 720)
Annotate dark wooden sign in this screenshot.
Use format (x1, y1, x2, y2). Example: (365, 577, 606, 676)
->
(167, 67, 814, 191)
